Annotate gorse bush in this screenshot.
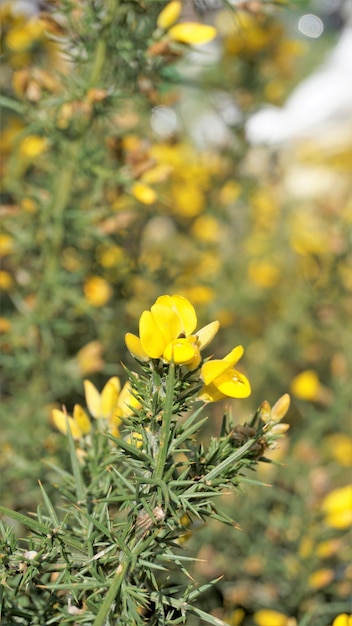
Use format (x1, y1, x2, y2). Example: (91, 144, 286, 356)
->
(0, 294, 291, 624)
(1, 0, 351, 624)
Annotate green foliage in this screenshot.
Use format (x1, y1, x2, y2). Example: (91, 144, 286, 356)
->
(0, 356, 285, 624)
(1, 0, 351, 625)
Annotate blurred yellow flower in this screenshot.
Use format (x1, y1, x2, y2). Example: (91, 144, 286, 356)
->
(308, 568, 334, 590)
(0, 234, 14, 256)
(132, 182, 157, 205)
(248, 260, 280, 288)
(199, 345, 251, 402)
(83, 276, 112, 307)
(181, 285, 215, 305)
(76, 341, 105, 376)
(0, 317, 11, 333)
(84, 377, 121, 420)
(316, 538, 341, 559)
(168, 23, 217, 45)
(321, 485, 352, 530)
(0, 271, 14, 291)
(157, 1, 182, 30)
(192, 215, 222, 243)
(52, 405, 91, 440)
(332, 615, 352, 626)
(290, 370, 320, 401)
(5, 19, 45, 52)
(253, 608, 290, 626)
(218, 180, 241, 205)
(172, 182, 205, 217)
(125, 294, 219, 368)
(325, 434, 352, 467)
(19, 135, 48, 159)
(96, 244, 124, 268)
(21, 197, 37, 213)
(110, 381, 142, 438)
(217, 10, 278, 55)
(228, 607, 245, 626)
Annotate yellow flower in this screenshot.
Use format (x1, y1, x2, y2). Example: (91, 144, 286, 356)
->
(0, 271, 14, 291)
(75, 341, 105, 376)
(325, 433, 352, 467)
(290, 370, 320, 401)
(132, 182, 157, 205)
(157, 1, 182, 30)
(248, 260, 280, 288)
(5, 19, 45, 53)
(0, 317, 11, 333)
(172, 182, 205, 217)
(332, 615, 352, 626)
(168, 23, 217, 45)
(52, 405, 91, 440)
(253, 609, 290, 626)
(84, 378, 141, 438)
(199, 345, 251, 402)
(19, 135, 48, 158)
(0, 234, 14, 256)
(308, 568, 334, 590)
(321, 485, 352, 530)
(83, 276, 112, 307)
(84, 377, 121, 420)
(125, 294, 219, 367)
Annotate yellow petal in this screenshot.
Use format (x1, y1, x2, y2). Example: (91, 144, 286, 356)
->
(139, 310, 168, 358)
(253, 609, 290, 626)
(167, 294, 197, 335)
(168, 22, 217, 45)
(73, 404, 91, 435)
(223, 345, 244, 365)
(157, 1, 182, 30)
(198, 383, 226, 403)
(150, 304, 183, 345)
(214, 369, 251, 398)
(308, 568, 334, 590)
(271, 393, 290, 422)
(332, 615, 352, 626)
(321, 485, 352, 529)
(201, 359, 230, 385)
(290, 369, 320, 401)
(84, 380, 102, 419)
(131, 182, 157, 205)
(163, 337, 198, 364)
(196, 320, 219, 349)
(117, 381, 141, 416)
(52, 409, 82, 440)
(100, 377, 121, 419)
(125, 332, 149, 361)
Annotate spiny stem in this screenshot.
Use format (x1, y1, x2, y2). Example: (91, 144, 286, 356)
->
(154, 362, 175, 482)
(93, 560, 128, 626)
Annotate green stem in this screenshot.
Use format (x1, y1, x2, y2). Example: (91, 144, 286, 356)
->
(93, 559, 128, 626)
(88, 38, 107, 88)
(154, 362, 175, 482)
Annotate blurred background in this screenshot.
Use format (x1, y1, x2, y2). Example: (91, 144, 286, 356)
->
(0, 0, 351, 624)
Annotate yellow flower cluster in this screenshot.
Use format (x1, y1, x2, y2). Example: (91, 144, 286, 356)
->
(52, 377, 141, 440)
(126, 294, 251, 401)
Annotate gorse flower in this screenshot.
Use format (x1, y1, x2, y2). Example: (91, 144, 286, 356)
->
(199, 345, 251, 401)
(126, 294, 252, 403)
(52, 377, 141, 439)
(84, 377, 121, 420)
(125, 294, 219, 368)
(156, 1, 217, 45)
(52, 404, 91, 440)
